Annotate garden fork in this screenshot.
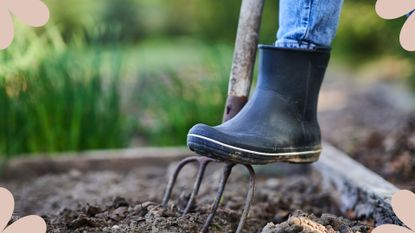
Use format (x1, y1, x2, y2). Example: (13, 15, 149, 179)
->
(162, 0, 264, 232)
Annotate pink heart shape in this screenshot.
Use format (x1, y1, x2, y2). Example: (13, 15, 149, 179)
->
(3, 216, 46, 233)
(6, 0, 49, 27)
(372, 224, 414, 233)
(391, 190, 415, 231)
(0, 0, 49, 49)
(0, 8, 14, 49)
(0, 188, 14, 231)
(0, 187, 47, 233)
(376, 0, 415, 19)
(400, 13, 415, 51)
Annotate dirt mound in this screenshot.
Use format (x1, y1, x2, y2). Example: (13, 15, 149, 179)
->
(262, 211, 372, 233)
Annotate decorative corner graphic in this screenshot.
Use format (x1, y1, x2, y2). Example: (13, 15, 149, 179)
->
(375, 0, 415, 51)
(0, 0, 49, 50)
(373, 190, 415, 233)
(0, 187, 46, 233)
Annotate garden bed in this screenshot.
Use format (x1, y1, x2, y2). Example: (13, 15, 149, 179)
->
(0, 146, 397, 233)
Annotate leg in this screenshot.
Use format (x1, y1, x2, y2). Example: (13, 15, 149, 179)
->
(276, 0, 343, 49)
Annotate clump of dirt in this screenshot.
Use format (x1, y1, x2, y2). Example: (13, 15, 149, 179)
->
(262, 211, 371, 233)
(1, 163, 371, 232)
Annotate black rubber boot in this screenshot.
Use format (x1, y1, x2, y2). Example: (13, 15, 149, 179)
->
(187, 45, 330, 165)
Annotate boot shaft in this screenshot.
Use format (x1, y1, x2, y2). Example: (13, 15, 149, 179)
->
(256, 45, 330, 122)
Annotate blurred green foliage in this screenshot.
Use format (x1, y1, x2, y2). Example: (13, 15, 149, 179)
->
(0, 25, 127, 157)
(1, 0, 414, 157)
(45, 0, 415, 81)
(133, 42, 231, 145)
(334, 1, 405, 63)
(45, 0, 278, 43)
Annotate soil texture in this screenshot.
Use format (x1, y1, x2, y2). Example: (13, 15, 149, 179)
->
(1, 163, 372, 232)
(320, 77, 415, 191)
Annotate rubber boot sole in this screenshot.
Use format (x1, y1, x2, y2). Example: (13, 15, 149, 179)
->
(187, 133, 321, 165)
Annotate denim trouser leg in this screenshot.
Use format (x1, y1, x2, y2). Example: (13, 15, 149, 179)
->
(276, 0, 343, 49)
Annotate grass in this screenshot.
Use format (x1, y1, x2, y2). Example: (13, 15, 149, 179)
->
(0, 29, 234, 158)
(0, 51, 127, 157)
(0, 25, 128, 158)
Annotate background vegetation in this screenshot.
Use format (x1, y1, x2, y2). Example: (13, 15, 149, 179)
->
(0, 0, 413, 158)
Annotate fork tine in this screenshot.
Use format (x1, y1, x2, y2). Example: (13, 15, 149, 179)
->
(235, 164, 256, 233)
(163, 158, 257, 233)
(200, 163, 234, 233)
(183, 157, 212, 214)
(162, 156, 199, 206)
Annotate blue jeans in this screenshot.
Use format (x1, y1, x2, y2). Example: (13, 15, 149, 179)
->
(275, 0, 343, 49)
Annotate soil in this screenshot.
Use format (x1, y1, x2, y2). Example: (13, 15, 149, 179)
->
(1, 164, 372, 233)
(319, 76, 415, 191)
(2, 73, 411, 232)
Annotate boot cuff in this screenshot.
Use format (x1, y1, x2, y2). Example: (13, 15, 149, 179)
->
(258, 44, 331, 54)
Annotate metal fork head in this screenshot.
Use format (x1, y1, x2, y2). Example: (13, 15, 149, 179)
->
(161, 156, 256, 233)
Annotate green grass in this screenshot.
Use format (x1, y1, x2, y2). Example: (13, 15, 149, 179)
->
(0, 51, 127, 157)
(0, 26, 128, 158)
(0, 28, 234, 157)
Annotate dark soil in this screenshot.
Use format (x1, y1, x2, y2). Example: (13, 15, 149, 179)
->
(319, 77, 415, 191)
(1, 163, 372, 232)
